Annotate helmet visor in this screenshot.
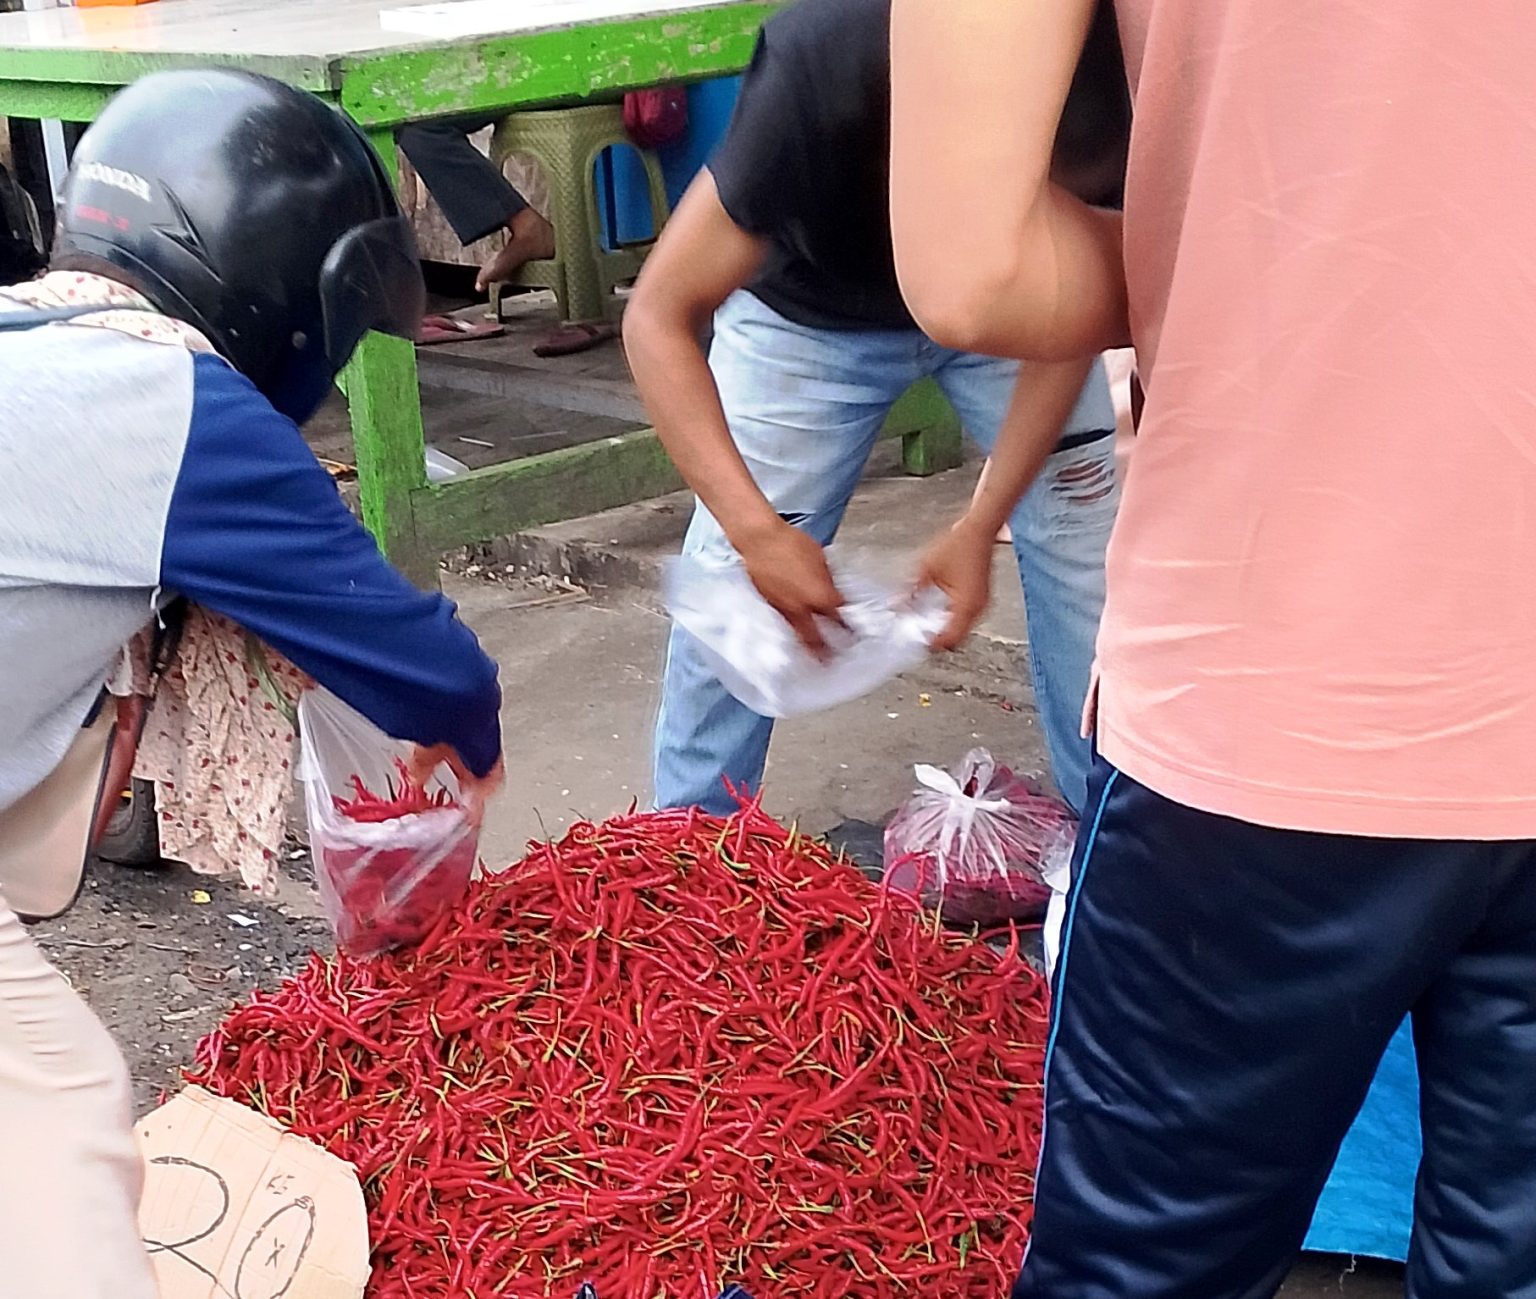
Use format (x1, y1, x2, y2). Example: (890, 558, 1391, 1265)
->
(318, 213, 425, 372)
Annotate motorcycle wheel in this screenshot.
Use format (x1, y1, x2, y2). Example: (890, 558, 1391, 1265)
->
(95, 777, 161, 866)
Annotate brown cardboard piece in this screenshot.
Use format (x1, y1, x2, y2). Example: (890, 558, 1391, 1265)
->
(134, 1086, 371, 1299)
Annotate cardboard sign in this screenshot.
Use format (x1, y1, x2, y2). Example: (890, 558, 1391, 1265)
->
(135, 1087, 371, 1299)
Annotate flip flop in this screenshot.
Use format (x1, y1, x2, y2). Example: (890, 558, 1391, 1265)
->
(417, 314, 506, 346)
(532, 320, 616, 358)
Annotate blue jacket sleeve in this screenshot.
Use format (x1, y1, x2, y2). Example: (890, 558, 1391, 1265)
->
(159, 355, 502, 777)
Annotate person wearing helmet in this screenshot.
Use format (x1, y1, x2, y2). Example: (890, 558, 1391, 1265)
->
(0, 69, 503, 1298)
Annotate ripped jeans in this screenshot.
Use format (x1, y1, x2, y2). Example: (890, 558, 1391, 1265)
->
(653, 291, 1120, 817)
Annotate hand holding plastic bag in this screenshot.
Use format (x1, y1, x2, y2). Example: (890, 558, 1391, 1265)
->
(298, 689, 480, 957)
(664, 552, 949, 718)
(884, 748, 1075, 926)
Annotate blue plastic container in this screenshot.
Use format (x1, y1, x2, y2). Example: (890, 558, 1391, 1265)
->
(596, 77, 742, 249)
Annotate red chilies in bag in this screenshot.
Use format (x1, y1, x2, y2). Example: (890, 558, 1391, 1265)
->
(299, 691, 479, 957)
(883, 748, 1075, 926)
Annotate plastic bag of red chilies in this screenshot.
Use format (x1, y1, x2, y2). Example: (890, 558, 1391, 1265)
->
(298, 688, 479, 958)
(884, 748, 1075, 926)
(189, 803, 1051, 1299)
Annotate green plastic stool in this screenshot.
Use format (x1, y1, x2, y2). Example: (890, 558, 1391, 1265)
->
(488, 103, 670, 325)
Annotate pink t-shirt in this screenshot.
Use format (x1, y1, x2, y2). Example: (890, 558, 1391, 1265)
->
(1101, 1, 1536, 838)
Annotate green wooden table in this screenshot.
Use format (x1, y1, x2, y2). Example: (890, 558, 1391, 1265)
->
(0, 0, 960, 582)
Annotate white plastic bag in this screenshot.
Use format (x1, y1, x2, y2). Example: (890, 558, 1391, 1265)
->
(884, 748, 1075, 926)
(1040, 836, 1076, 980)
(664, 552, 948, 718)
(297, 689, 479, 957)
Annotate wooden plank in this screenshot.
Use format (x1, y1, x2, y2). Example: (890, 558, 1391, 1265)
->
(416, 349, 649, 423)
(901, 422, 964, 477)
(0, 49, 338, 93)
(890, 380, 964, 476)
(411, 425, 684, 555)
(347, 331, 434, 581)
(0, 0, 398, 68)
(338, 1, 779, 125)
(341, 127, 436, 583)
(0, 76, 115, 120)
(409, 382, 961, 560)
(0, 0, 344, 90)
(885, 379, 953, 437)
(0, 0, 771, 89)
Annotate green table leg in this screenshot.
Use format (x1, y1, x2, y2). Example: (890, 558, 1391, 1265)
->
(887, 380, 965, 477)
(901, 422, 964, 477)
(345, 127, 434, 587)
(344, 331, 433, 583)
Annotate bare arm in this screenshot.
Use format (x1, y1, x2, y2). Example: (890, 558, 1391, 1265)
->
(969, 357, 1095, 536)
(622, 171, 847, 652)
(623, 170, 775, 545)
(918, 356, 1095, 651)
(889, 0, 1129, 359)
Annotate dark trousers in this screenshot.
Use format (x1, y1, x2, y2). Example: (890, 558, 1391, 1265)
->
(1016, 757, 1536, 1299)
(396, 114, 529, 247)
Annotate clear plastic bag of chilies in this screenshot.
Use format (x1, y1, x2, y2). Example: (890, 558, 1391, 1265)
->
(297, 688, 480, 958)
(883, 748, 1076, 926)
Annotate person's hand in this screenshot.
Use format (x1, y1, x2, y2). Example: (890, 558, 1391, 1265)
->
(735, 520, 848, 657)
(407, 744, 505, 828)
(915, 514, 996, 652)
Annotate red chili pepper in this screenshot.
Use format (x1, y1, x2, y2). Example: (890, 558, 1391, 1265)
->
(188, 803, 1052, 1299)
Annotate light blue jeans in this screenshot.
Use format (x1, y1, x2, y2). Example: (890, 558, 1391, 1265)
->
(653, 291, 1119, 817)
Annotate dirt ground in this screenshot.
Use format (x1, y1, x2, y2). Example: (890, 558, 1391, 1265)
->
(34, 853, 330, 1115)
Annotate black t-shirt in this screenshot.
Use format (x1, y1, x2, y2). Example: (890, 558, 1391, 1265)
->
(709, 0, 1129, 332)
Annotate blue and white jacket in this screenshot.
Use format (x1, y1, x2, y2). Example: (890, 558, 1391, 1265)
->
(0, 293, 501, 812)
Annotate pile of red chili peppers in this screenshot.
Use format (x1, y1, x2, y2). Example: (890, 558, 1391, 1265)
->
(189, 803, 1050, 1299)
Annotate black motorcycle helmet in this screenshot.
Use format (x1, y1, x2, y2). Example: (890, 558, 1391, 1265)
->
(53, 68, 424, 422)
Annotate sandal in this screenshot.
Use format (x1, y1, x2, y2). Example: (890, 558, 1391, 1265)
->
(418, 314, 506, 346)
(532, 320, 616, 358)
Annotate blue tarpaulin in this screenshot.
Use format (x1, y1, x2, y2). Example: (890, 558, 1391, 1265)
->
(1304, 1018, 1418, 1262)
(601, 78, 742, 249)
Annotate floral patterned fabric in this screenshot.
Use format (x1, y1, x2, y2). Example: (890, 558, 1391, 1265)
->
(119, 611, 306, 895)
(1, 269, 216, 354)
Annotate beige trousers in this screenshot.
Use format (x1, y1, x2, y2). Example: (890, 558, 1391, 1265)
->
(0, 895, 157, 1298)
